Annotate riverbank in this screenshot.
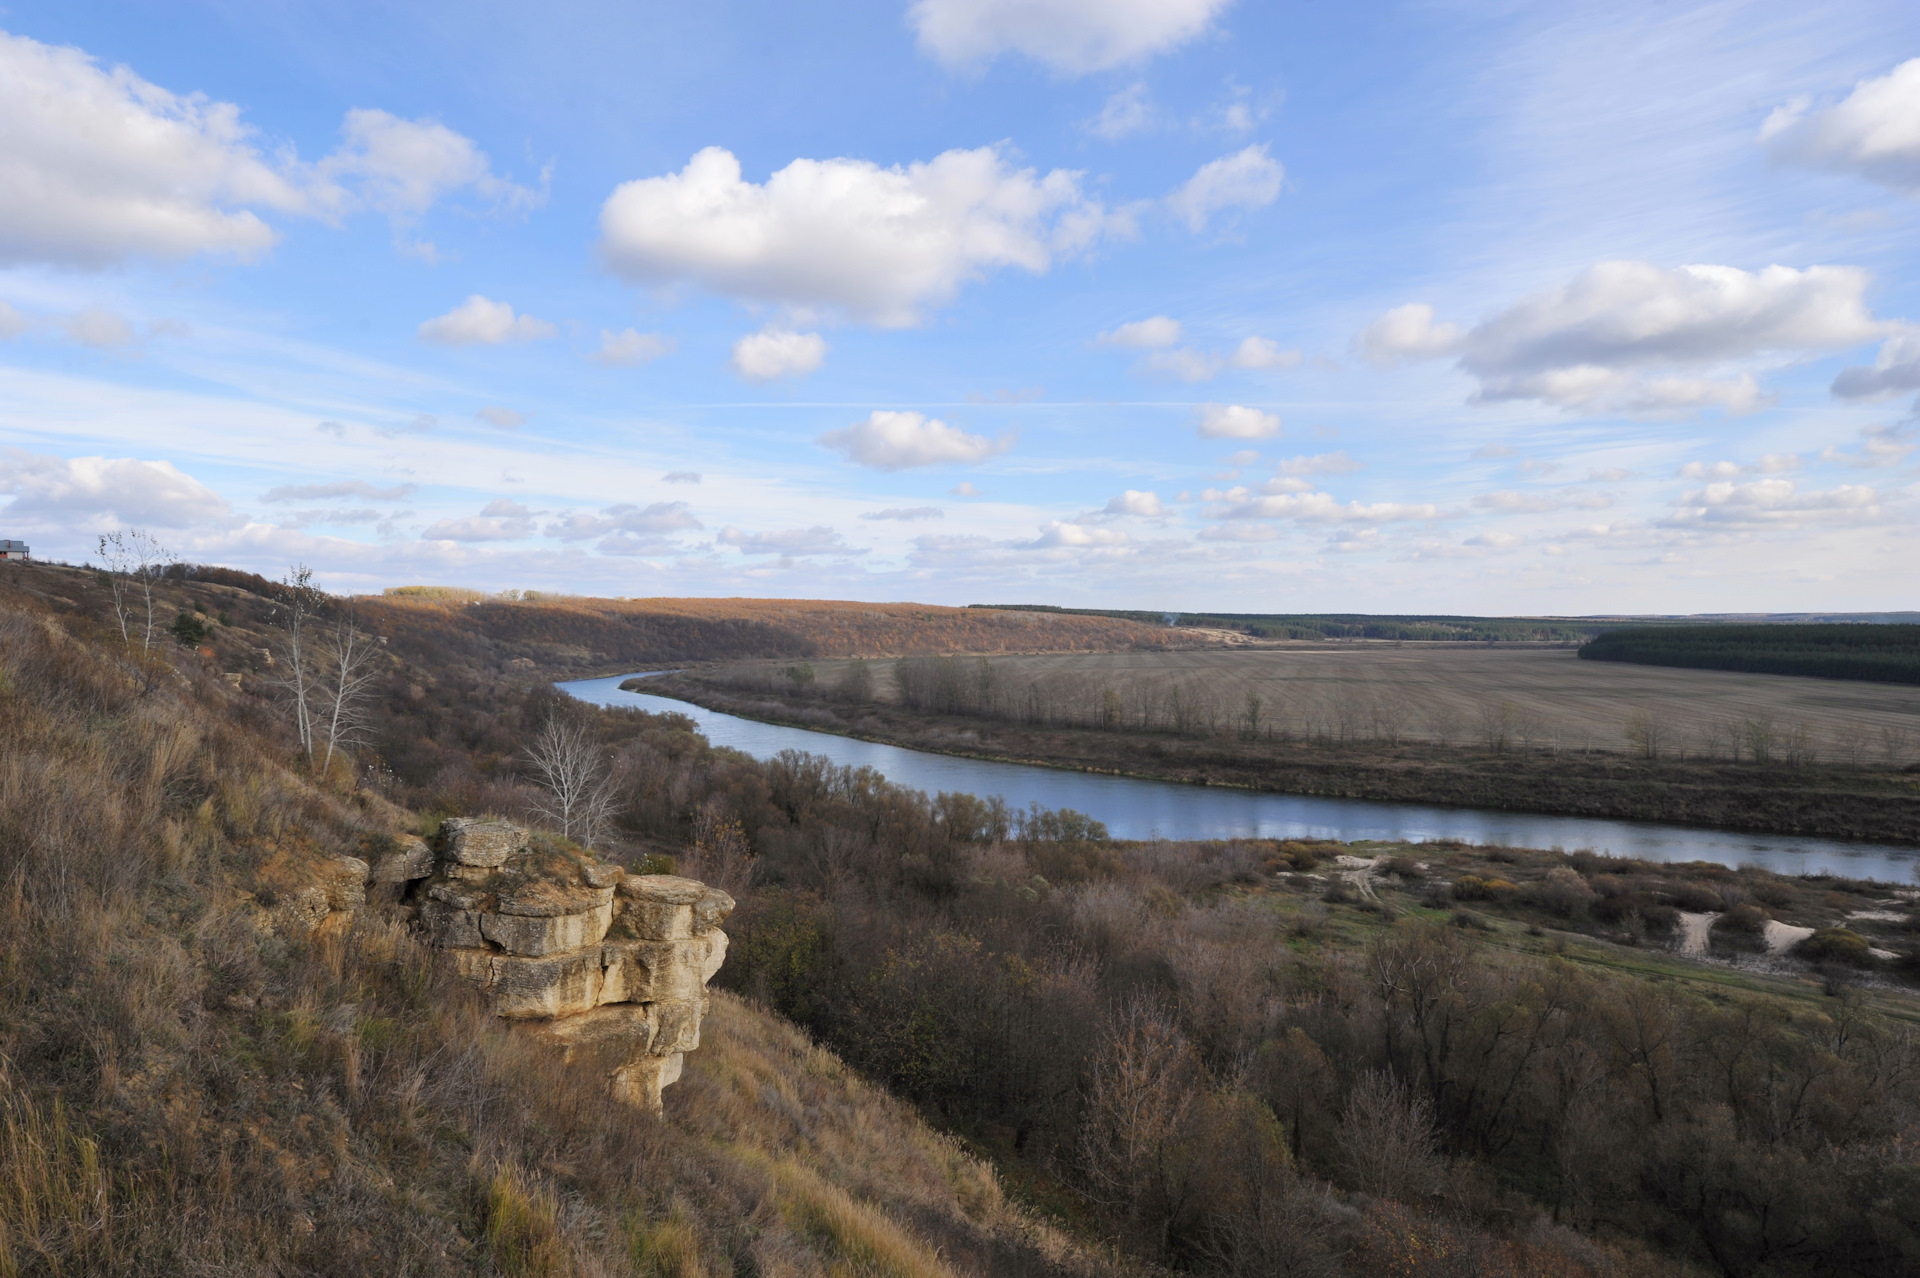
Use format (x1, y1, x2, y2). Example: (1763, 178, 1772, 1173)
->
(629, 674, 1920, 845)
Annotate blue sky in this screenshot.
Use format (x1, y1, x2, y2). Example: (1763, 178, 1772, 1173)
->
(2, 0, 1918, 612)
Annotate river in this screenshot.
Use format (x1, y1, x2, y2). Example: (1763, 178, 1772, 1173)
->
(560, 673, 1920, 883)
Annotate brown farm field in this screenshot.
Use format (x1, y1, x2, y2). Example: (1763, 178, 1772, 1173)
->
(787, 644, 1920, 764)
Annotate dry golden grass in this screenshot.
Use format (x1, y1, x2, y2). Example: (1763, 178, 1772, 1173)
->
(802, 645, 1920, 760)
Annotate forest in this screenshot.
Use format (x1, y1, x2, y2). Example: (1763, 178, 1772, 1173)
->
(1580, 624, 1920, 685)
(976, 605, 1614, 643)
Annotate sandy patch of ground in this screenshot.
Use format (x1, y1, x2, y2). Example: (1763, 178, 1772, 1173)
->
(1335, 854, 1380, 901)
(1676, 911, 1718, 956)
(1849, 910, 1909, 923)
(1764, 920, 1816, 954)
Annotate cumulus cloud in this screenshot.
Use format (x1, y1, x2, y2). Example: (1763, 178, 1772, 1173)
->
(62, 309, 136, 349)
(860, 506, 945, 521)
(1762, 58, 1920, 193)
(951, 481, 984, 497)
(818, 410, 1012, 470)
(1358, 303, 1466, 368)
(1676, 455, 1799, 480)
(1361, 261, 1888, 413)
(1664, 478, 1886, 528)
(731, 328, 827, 381)
(544, 501, 701, 541)
(1025, 520, 1131, 548)
(909, 0, 1231, 74)
(476, 405, 526, 429)
(1103, 489, 1165, 516)
(1089, 83, 1154, 139)
(718, 525, 865, 556)
(592, 328, 675, 367)
(1197, 403, 1280, 439)
(0, 32, 530, 268)
(263, 480, 416, 503)
(1166, 145, 1283, 232)
(0, 449, 231, 528)
(662, 471, 702, 484)
(421, 498, 537, 541)
(417, 295, 557, 345)
(1096, 315, 1181, 348)
(1229, 336, 1301, 370)
(1472, 489, 1614, 513)
(1273, 451, 1361, 476)
(1832, 328, 1920, 400)
(600, 145, 1111, 327)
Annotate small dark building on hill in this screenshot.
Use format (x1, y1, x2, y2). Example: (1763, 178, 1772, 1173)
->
(0, 540, 29, 561)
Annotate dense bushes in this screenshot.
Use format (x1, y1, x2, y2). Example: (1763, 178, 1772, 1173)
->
(1580, 623, 1920, 685)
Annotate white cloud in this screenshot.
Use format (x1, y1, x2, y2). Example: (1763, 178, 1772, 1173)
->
(1358, 303, 1465, 369)
(0, 31, 307, 266)
(600, 145, 1110, 327)
(1145, 347, 1224, 381)
(731, 328, 827, 381)
(951, 481, 984, 497)
(421, 498, 537, 541)
(1821, 423, 1915, 469)
(319, 108, 541, 226)
(1089, 83, 1154, 139)
(0, 301, 30, 339)
(1832, 327, 1920, 400)
(1762, 58, 1920, 193)
(476, 405, 526, 429)
(0, 449, 231, 529)
(662, 471, 702, 484)
(262, 480, 415, 502)
(1096, 315, 1182, 348)
(1676, 455, 1799, 480)
(860, 506, 945, 521)
(1026, 520, 1131, 548)
(544, 501, 701, 542)
(0, 33, 527, 268)
(718, 525, 865, 556)
(417, 295, 557, 346)
(818, 410, 1012, 470)
(1197, 403, 1280, 439)
(591, 329, 676, 368)
(1472, 489, 1614, 513)
(1207, 488, 1445, 524)
(909, 0, 1231, 74)
(1471, 443, 1516, 459)
(1229, 336, 1301, 370)
(1103, 489, 1165, 516)
(1362, 261, 1888, 413)
(1664, 478, 1886, 528)
(1166, 145, 1283, 232)
(1273, 451, 1361, 476)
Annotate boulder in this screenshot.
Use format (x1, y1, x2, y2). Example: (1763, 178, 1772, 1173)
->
(322, 855, 370, 912)
(616, 875, 735, 940)
(369, 835, 433, 884)
(480, 900, 613, 957)
(440, 818, 525, 867)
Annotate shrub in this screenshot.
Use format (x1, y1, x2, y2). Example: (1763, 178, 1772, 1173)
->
(1668, 883, 1726, 913)
(1714, 903, 1771, 934)
(1794, 928, 1875, 967)
(169, 611, 209, 646)
(1527, 866, 1596, 917)
(1452, 875, 1516, 903)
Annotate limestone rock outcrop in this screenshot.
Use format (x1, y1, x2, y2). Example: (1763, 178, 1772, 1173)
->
(409, 818, 733, 1111)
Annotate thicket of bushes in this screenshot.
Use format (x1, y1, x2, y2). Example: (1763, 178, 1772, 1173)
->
(1580, 623, 1920, 685)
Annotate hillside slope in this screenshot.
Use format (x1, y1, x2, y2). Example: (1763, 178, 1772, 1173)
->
(0, 563, 1110, 1276)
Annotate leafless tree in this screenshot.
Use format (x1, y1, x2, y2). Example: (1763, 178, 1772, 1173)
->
(1624, 708, 1667, 760)
(95, 529, 174, 653)
(269, 565, 324, 762)
(1882, 724, 1912, 769)
(1334, 1068, 1443, 1199)
(318, 607, 381, 773)
(523, 711, 622, 846)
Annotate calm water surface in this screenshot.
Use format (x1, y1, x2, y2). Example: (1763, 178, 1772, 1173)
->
(561, 673, 1920, 883)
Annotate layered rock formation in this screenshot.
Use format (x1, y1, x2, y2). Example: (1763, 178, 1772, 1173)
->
(380, 818, 732, 1111)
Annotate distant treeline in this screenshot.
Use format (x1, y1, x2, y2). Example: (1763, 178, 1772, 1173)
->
(975, 604, 1607, 643)
(1580, 623, 1920, 685)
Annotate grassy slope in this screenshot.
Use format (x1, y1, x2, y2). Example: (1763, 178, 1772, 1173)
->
(0, 564, 1113, 1277)
(636, 676, 1920, 844)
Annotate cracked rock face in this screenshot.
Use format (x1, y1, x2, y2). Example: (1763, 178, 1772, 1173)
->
(408, 819, 733, 1111)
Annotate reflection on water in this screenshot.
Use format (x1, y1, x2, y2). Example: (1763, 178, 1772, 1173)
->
(561, 673, 1920, 883)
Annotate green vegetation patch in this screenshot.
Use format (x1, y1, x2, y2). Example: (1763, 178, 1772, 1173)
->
(1579, 622, 1920, 684)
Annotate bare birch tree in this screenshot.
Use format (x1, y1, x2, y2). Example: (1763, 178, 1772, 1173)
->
(523, 712, 622, 846)
(318, 607, 381, 773)
(270, 565, 324, 762)
(96, 529, 174, 653)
